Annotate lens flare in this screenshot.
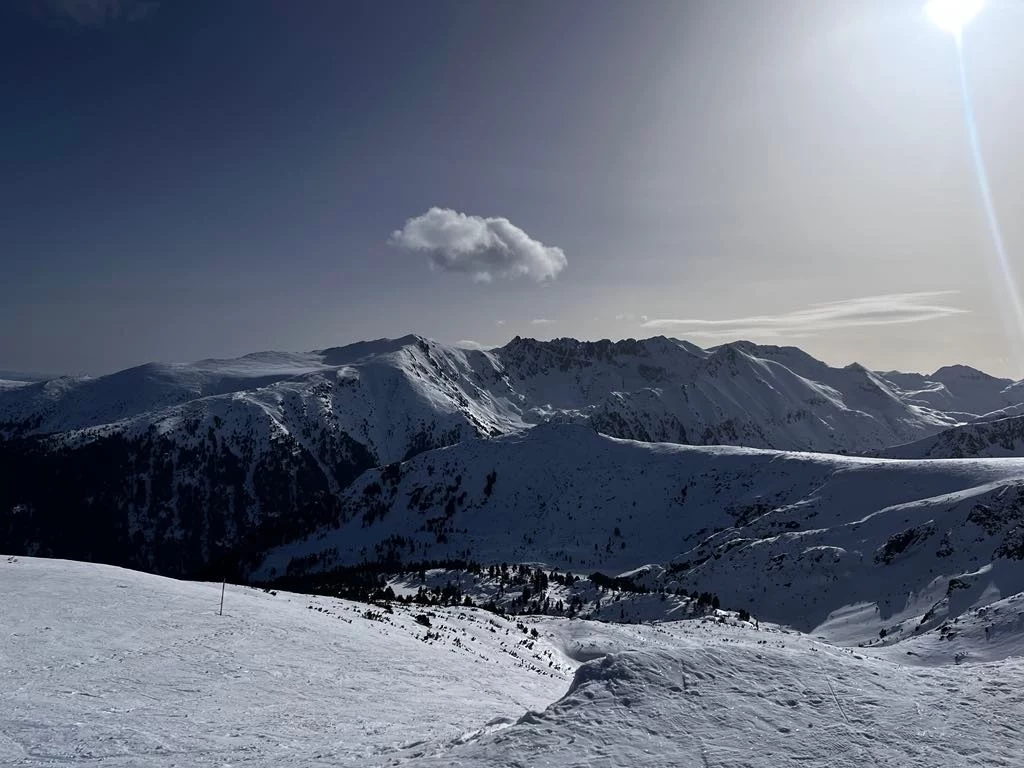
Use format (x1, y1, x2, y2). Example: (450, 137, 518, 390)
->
(931, 1, 1024, 368)
(954, 43, 1024, 368)
(926, 0, 985, 39)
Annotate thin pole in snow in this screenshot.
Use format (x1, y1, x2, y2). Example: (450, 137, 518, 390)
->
(219, 579, 226, 616)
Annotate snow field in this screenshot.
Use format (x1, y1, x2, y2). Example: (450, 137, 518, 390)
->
(6, 557, 1024, 767)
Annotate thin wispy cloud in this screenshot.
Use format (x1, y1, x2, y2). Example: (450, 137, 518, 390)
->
(26, 0, 160, 26)
(389, 207, 567, 283)
(642, 292, 969, 339)
(530, 318, 553, 325)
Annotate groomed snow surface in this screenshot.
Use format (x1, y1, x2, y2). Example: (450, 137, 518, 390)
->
(5, 558, 1024, 767)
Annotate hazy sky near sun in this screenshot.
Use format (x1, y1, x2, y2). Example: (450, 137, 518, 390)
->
(3, 0, 1024, 377)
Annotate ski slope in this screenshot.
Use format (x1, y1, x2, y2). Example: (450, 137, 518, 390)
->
(1, 557, 569, 767)
(6, 557, 1024, 767)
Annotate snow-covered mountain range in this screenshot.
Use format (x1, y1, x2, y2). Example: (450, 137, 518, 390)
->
(9, 336, 1024, 765)
(2, 334, 1024, 583)
(7, 335, 1018, 450)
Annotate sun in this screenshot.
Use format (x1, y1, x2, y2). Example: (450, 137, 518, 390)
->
(925, 0, 985, 39)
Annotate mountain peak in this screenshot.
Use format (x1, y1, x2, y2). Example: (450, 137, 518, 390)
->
(932, 364, 1007, 383)
(315, 334, 432, 365)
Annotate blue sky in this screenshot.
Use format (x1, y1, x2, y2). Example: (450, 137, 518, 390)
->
(3, 0, 1024, 376)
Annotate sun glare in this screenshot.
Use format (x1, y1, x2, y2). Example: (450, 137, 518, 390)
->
(925, 0, 985, 39)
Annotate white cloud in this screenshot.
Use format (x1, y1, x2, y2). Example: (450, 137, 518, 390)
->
(530, 318, 553, 325)
(642, 291, 968, 339)
(389, 207, 567, 283)
(30, 0, 159, 25)
(614, 313, 636, 321)
(496, 320, 506, 326)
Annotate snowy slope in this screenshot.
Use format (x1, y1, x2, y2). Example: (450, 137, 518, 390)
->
(884, 415, 1024, 458)
(255, 423, 847, 576)
(408, 622, 1024, 767)
(680, 474, 1024, 643)
(260, 424, 1024, 645)
(6, 556, 1024, 768)
(876, 590, 1024, 665)
(1, 556, 570, 767)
